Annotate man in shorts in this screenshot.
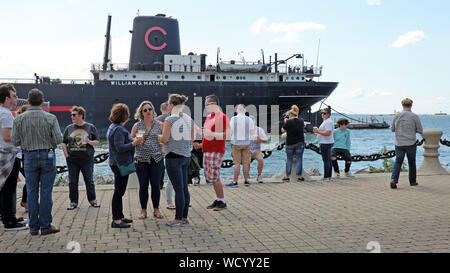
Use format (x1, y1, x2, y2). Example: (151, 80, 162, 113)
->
(195, 95, 231, 211)
(227, 105, 255, 187)
(249, 115, 268, 183)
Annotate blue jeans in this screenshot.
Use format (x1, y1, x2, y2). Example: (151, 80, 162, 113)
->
(165, 156, 190, 220)
(67, 156, 96, 205)
(24, 150, 56, 233)
(136, 159, 164, 210)
(391, 144, 417, 184)
(320, 144, 333, 178)
(285, 142, 305, 176)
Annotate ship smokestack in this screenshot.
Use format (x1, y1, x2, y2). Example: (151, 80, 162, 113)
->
(129, 14, 181, 71)
(102, 15, 112, 71)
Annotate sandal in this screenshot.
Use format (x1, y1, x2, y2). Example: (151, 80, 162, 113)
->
(297, 177, 305, 182)
(67, 204, 77, 210)
(138, 213, 147, 220)
(90, 201, 101, 208)
(166, 204, 175, 210)
(154, 211, 163, 219)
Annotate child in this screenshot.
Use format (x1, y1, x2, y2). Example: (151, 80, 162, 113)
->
(331, 118, 353, 177)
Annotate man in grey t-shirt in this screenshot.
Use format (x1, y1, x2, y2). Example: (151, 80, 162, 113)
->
(390, 98, 423, 189)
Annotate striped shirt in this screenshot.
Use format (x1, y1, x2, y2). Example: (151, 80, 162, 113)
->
(11, 106, 63, 151)
(135, 120, 164, 163)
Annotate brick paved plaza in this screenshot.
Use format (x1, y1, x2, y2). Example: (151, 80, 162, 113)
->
(0, 173, 449, 253)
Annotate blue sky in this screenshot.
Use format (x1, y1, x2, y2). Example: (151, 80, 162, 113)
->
(1, 0, 449, 114)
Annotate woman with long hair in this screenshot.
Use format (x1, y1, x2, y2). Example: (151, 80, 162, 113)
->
(281, 105, 305, 182)
(158, 94, 195, 227)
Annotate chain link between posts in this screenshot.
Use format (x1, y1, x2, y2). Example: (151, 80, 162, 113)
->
(55, 138, 450, 173)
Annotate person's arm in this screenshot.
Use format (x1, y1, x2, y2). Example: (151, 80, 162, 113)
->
(2, 128, 11, 142)
(11, 118, 20, 147)
(415, 116, 423, 135)
(51, 116, 63, 146)
(257, 128, 268, 143)
(114, 128, 137, 152)
(62, 143, 69, 158)
(391, 115, 397, 132)
(346, 130, 351, 151)
(130, 123, 138, 138)
(159, 120, 172, 144)
(87, 125, 99, 147)
(190, 124, 195, 144)
(1, 112, 13, 142)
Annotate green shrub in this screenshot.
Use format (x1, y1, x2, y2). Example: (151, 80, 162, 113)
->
(369, 147, 408, 173)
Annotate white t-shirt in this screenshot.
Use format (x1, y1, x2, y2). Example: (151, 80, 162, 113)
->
(317, 118, 334, 144)
(0, 107, 15, 150)
(230, 113, 255, 145)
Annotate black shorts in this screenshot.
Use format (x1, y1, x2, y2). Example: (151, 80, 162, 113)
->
(331, 148, 352, 161)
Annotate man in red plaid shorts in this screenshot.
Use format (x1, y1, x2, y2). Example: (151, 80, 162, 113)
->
(194, 95, 230, 211)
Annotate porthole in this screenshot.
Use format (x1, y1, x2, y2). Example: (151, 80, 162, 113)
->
(296, 77, 299, 80)
(260, 76, 263, 80)
(302, 77, 305, 80)
(216, 76, 220, 80)
(157, 75, 161, 79)
(133, 75, 136, 79)
(243, 77, 246, 80)
(197, 76, 201, 80)
(109, 74, 113, 78)
(165, 75, 168, 79)
(125, 74, 128, 77)
(169, 60, 173, 63)
(181, 75, 185, 79)
(236, 76, 239, 80)
(291, 77, 294, 80)
(223, 76, 226, 80)
(193, 60, 196, 63)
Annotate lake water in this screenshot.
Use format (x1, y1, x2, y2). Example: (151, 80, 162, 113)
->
(54, 114, 450, 180)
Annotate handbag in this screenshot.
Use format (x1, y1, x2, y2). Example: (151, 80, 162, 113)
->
(118, 161, 136, 176)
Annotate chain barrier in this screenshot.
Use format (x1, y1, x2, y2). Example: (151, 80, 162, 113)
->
(54, 138, 441, 171)
(56, 152, 109, 174)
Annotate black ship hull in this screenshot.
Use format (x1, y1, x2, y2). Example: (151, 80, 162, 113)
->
(11, 80, 338, 137)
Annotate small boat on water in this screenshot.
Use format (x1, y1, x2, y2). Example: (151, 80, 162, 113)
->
(434, 111, 447, 116)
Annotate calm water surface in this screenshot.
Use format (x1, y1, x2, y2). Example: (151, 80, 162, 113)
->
(55, 115, 450, 180)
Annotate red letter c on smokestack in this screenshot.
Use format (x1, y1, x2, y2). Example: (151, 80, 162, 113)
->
(145, 26, 167, 50)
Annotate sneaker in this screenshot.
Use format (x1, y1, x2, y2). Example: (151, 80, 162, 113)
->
(345, 172, 354, 177)
(17, 218, 28, 225)
(181, 219, 189, 225)
(5, 222, 29, 231)
(390, 181, 397, 189)
(410, 182, 419, 186)
(111, 221, 130, 228)
(207, 200, 218, 209)
(225, 181, 238, 187)
(321, 178, 331, 182)
(166, 220, 182, 227)
(206, 180, 213, 184)
(244, 181, 251, 187)
(257, 175, 263, 183)
(334, 173, 340, 178)
(282, 177, 290, 182)
(193, 177, 200, 186)
(213, 200, 227, 211)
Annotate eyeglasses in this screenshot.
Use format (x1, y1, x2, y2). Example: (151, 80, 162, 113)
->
(205, 102, 215, 106)
(71, 113, 78, 117)
(321, 112, 328, 115)
(143, 108, 153, 113)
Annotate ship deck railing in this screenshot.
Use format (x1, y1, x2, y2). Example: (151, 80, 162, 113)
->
(0, 78, 93, 85)
(91, 63, 323, 77)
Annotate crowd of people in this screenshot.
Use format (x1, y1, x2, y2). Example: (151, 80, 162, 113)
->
(0, 82, 424, 234)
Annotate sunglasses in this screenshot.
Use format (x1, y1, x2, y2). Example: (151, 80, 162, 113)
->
(71, 113, 79, 117)
(321, 112, 328, 115)
(143, 108, 153, 113)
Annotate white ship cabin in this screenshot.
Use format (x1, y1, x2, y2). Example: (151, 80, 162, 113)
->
(92, 54, 323, 83)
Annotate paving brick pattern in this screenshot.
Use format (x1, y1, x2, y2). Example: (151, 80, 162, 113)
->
(0, 173, 449, 253)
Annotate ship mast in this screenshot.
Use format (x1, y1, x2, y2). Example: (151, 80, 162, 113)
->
(102, 15, 112, 71)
